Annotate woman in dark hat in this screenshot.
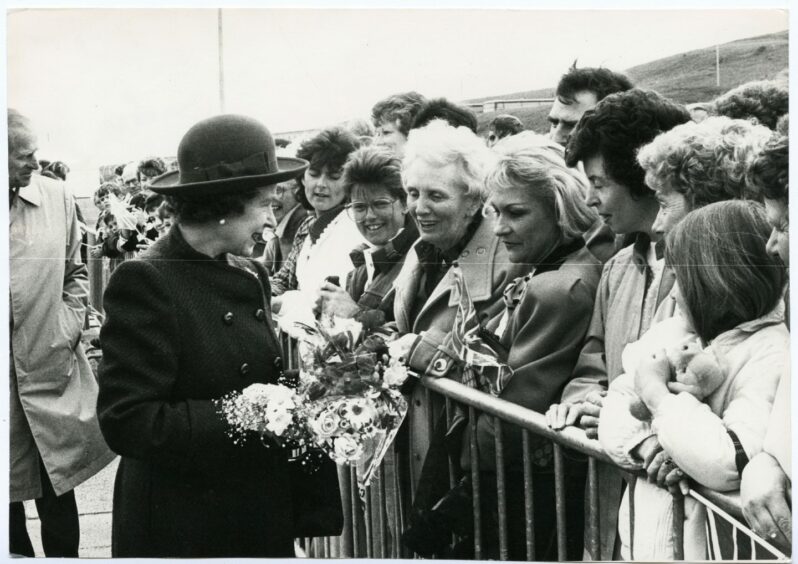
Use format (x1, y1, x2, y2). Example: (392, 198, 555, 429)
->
(97, 114, 310, 557)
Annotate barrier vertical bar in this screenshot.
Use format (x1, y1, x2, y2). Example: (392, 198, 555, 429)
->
(379, 464, 388, 558)
(522, 431, 535, 561)
(445, 397, 456, 489)
(627, 476, 637, 561)
(364, 475, 373, 559)
(350, 467, 361, 557)
(469, 406, 483, 560)
(86, 232, 104, 312)
(672, 493, 685, 561)
(553, 443, 567, 561)
(494, 418, 508, 560)
(375, 468, 386, 558)
(587, 457, 600, 558)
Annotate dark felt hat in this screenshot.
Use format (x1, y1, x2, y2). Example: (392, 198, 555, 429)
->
(149, 114, 308, 198)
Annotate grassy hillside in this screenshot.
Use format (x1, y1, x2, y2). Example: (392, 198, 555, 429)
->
(473, 30, 788, 135)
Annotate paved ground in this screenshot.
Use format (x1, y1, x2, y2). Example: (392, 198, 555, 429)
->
(23, 457, 118, 558)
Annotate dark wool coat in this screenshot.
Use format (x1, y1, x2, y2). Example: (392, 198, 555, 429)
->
(97, 225, 296, 558)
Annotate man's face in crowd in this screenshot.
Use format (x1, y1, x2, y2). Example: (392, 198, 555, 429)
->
(9, 128, 39, 189)
(547, 90, 599, 146)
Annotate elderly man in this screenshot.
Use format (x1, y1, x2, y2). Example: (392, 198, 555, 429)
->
(9, 110, 114, 556)
(547, 66, 634, 263)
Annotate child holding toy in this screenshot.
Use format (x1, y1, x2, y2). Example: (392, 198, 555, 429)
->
(598, 201, 788, 561)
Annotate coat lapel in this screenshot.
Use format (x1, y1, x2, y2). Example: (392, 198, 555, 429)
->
(412, 217, 499, 330)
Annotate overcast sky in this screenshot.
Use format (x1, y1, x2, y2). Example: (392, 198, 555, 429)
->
(6, 7, 789, 196)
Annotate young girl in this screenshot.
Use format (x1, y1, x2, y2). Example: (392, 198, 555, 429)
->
(598, 200, 788, 560)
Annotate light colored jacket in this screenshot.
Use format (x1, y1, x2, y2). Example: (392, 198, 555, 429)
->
(295, 211, 365, 292)
(599, 305, 788, 560)
(560, 237, 675, 560)
(392, 215, 526, 487)
(10, 175, 115, 500)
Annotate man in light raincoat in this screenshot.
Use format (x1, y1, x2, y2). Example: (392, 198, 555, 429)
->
(9, 109, 115, 556)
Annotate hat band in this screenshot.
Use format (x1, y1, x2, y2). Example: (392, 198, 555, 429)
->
(181, 151, 275, 183)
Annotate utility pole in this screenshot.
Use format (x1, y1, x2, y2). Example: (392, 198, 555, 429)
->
(715, 44, 720, 88)
(218, 8, 225, 113)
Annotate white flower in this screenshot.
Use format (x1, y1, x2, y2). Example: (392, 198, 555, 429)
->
(309, 408, 341, 439)
(333, 435, 364, 462)
(242, 383, 295, 407)
(265, 410, 294, 436)
(346, 398, 377, 428)
(383, 358, 409, 387)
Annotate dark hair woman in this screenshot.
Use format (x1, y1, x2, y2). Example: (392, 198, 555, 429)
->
(97, 115, 314, 557)
(269, 126, 364, 302)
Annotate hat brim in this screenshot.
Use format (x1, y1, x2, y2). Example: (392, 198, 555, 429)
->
(148, 157, 308, 198)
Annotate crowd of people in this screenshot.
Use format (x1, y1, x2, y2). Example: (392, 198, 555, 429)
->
(7, 63, 790, 560)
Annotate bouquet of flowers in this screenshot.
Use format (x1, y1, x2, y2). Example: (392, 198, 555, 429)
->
(217, 296, 409, 490)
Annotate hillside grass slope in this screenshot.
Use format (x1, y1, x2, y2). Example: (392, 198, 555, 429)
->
(473, 30, 788, 135)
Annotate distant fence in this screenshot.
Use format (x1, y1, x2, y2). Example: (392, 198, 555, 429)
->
(465, 98, 554, 114)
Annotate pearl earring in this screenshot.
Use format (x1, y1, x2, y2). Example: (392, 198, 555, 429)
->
(219, 219, 226, 225)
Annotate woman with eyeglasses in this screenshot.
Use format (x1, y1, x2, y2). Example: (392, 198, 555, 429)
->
(316, 146, 418, 320)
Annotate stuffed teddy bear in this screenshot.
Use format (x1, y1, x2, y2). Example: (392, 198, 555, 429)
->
(629, 341, 724, 421)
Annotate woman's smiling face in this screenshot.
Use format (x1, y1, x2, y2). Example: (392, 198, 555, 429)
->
(403, 161, 480, 251)
(349, 184, 405, 247)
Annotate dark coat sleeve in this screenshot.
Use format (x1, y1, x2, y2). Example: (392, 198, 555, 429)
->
(470, 273, 598, 469)
(97, 260, 247, 478)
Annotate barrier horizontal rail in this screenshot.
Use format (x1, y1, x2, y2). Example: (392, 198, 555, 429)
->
(419, 375, 612, 463)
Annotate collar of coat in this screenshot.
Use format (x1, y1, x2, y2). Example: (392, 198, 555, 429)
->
(393, 214, 501, 330)
(630, 231, 665, 270)
(349, 218, 419, 271)
(16, 176, 45, 206)
(149, 223, 264, 278)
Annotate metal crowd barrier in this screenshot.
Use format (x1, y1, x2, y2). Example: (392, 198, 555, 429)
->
(282, 333, 789, 561)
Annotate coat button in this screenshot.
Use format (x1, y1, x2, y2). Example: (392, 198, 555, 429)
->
(273, 357, 282, 370)
(432, 358, 448, 373)
(255, 309, 266, 321)
(239, 363, 250, 376)
(223, 312, 234, 325)
(460, 249, 470, 258)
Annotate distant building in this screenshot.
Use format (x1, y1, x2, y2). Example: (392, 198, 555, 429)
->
(465, 98, 555, 114)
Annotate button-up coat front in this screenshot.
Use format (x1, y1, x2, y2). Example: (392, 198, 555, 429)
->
(392, 215, 527, 488)
(10, 175, 114, 501)
(97, 225, 295, 557)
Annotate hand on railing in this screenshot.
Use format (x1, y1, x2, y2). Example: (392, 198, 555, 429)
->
(740, 452, 792, 553)
(637, 435, 690, 496)
(545, 390, 605, 439)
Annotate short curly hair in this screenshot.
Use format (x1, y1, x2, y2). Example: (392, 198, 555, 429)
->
(371, 91, 428, 136)
(556, 66, 633, 103)
(411, 98, 478, 133)
(565, 89, 691, 199)
(138, 157, 167, 179)
(294, 126, 360, 209)
(747, 134, 789, 203)
(637, 116, 772, 208)
(712, 80, 789, 130)
(403, 119, 497, 202)
(342, 146, 405, 203)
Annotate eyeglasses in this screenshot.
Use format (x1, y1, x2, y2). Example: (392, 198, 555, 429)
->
(346, 198, 397, 220)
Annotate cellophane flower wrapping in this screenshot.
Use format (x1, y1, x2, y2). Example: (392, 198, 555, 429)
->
(216, 305, 409, 493)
